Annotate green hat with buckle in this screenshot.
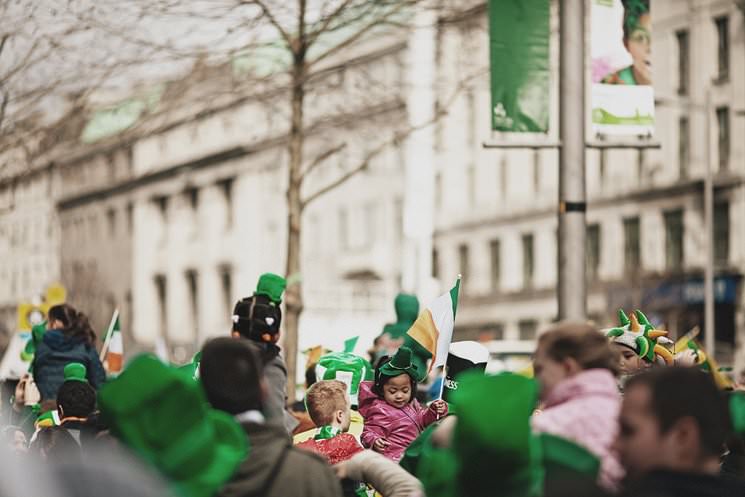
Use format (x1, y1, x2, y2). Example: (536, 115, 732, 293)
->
(98, 354, 248, 497)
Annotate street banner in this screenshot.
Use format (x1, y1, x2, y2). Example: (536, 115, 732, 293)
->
(488, 0, 550, 132)
(591, 0, 654, 135)
(442, 341, 489, 402)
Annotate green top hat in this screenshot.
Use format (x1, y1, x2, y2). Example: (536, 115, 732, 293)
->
(451, 371, 543, 497)
(64, 362, 88, 383)
(378, 346, 419, 380)
(98, 354, 248, 497)
(732, 392, 745, 435)
(315, 352, 372, 406)
(255, 273, 286, 304)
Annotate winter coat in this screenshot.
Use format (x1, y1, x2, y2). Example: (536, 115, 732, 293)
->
(32, 330, 106, 400)
(217, 420, 343, 497)
(358, 381, 444, 462)
(261, 348, 300, 434)
(619, 469, 745, 497)
(531, 368, 623, 491)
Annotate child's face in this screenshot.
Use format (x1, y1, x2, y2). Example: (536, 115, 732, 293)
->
(624, 13, 652, 84)
(383, 374, 412, 408)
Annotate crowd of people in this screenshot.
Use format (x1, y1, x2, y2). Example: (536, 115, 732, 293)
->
(1, 272, 745, 497)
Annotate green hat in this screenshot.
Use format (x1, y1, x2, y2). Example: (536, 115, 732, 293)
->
(540, 433, 600, 483)
(451, 371, 543, 497)
(64, 362, 88, 383)
(605, 309, 674, 365)
(315, 352, 372, 406)
(98, 354, 248, 497)
(731, 392, 745, 435)
(378, 346, 419, 380)
(255, 273, 286, 304)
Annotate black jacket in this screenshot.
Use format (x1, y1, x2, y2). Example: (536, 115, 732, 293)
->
(621, 469, 745, 497)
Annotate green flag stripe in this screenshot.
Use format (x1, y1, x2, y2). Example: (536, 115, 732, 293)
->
(450, 278, 460, 319)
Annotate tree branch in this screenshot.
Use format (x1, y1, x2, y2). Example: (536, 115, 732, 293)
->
(305, 0, 355, 48)
(246, 0, 293, 50)
(300, 142, 347, 180)
(308, 1, 416, 68)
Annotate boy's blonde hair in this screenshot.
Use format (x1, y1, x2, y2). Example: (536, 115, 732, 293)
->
(305, 380, 349, 426)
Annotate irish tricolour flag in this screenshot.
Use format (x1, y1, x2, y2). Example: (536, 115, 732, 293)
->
(406, 277, 461, 372)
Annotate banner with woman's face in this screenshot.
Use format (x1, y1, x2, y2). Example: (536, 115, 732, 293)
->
(591, 0, 654, 136)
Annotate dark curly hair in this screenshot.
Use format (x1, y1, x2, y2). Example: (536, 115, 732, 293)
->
(48, 304, 97, 345)
(57, 380, 97, 419)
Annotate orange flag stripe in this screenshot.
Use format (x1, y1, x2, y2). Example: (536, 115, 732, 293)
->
(406, 310, 440, 371)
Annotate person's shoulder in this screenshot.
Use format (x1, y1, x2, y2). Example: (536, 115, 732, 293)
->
(287, 444, 334, 468)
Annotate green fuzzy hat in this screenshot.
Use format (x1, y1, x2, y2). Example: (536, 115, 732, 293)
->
(540, 433, 600, 483)
(315, 352, 372, 406)
(378, 346, 420, 381)
(255, 273, 286, 304)
(98, 355, 248, 497)
(451, 371, 543, 497)
(64, 362, 88, 383)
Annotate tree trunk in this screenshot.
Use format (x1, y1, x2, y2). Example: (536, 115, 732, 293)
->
(283, 58, 306, 400)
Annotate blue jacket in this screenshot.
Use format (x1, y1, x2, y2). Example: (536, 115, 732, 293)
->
(32, 330, 106, 400)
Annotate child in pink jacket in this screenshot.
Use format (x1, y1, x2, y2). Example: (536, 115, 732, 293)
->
(359, 347, 447, 461)
(531, 322, 625, 491)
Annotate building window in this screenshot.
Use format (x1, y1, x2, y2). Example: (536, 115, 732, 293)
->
(126, 202, 134, 233)
(432, 247, 439, 279)
(338, 208, 349, 250)
(466, 89, 476, 148)
(185, 269, 199, 339)
(363, 203, 377, 246)
(715, 16, 729, 82)
(218, 178, 234, 229)
(106, 208, 116, 237)
(522, 233, 534, 288)
(500, 156, 508, 200)
(598, 150, 606, 187)
(458, 244, 470, 290)
(154, 275, 168, 342)
(586, 224, 601, 282)
(676, 29, 689, 95)
(186, 187, 199, 212)
(714, 202, 729, 266)
(467, 164, 476, 206)
(489, 239, 501, 291)
(716, 107, 730, 170)
(623, 217, 641, 274)
(518, 319, 538, 341)
(678, 116, 689, 178)
(664, 209, 684, 271)
(219, 265, 233, 317)
(434, 172, 442, 210)
(154, 195, 168, 222)
(533, 149, 541, 193)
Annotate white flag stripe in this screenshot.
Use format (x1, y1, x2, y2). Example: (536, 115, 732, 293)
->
(429, 292, 455, 369)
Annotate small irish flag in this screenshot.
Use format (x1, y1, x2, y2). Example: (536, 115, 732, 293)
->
(101, 310, 123, 375)
(406, 276, 461, 373)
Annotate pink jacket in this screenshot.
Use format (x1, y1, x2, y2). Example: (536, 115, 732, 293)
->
(358, 380, 443, 462)
(531, 369, 624, 491)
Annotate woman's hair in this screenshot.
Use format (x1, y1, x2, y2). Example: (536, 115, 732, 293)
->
(48, 304, 97, 345)
(621, 0, 650, 40)
(537, 322, 621, 376)
(372, 356, 417, 401)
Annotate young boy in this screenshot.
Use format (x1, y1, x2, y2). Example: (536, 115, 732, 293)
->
(297, 380, 363, 464)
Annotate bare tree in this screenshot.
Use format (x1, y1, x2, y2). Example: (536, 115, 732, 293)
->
(8, 0, 486, 394)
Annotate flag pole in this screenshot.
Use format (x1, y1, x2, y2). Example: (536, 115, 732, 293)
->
(436, 274, 461, 414)
(100, 308, 119, 362)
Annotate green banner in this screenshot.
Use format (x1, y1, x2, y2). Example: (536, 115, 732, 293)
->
(489, 0, 550, 132)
